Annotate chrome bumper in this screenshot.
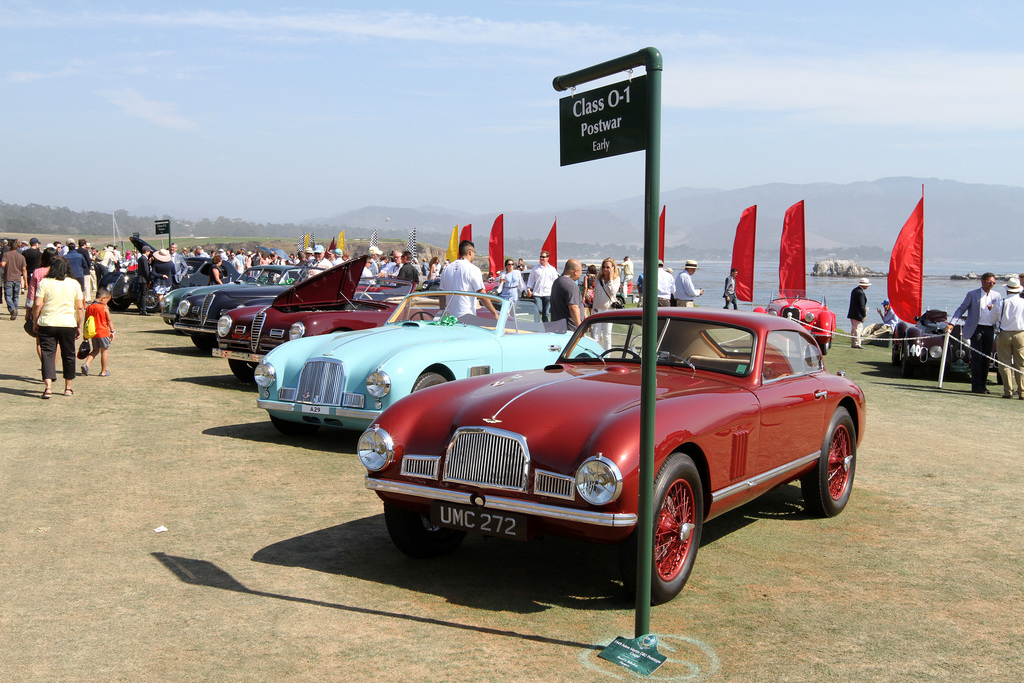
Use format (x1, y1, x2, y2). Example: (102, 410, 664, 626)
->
(365, 477, 638, 528)
(257, 398, 380, 424)
(173, 321, 213, 334)
(213, 348, 265, 363)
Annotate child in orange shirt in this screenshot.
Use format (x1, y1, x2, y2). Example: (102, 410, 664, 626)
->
(81, 288, 115, 376)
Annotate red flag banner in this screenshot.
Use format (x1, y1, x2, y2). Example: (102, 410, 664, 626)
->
(460, 224, 472, 244)
(730, 205, 757, 302)
(779, 200, 806, 296)
(888, 197, 924, 323)
(658, 206, 666, 262)
(542, 220, 557, 270)
(488, 214, 504, 279)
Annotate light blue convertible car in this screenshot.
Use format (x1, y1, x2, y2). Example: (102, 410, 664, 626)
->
(254, 291, 603, 435)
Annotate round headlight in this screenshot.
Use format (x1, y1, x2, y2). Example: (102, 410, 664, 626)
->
(575, 455, 623, 505)
(177, 299, 190, 317)
(357, 426, 394, 471)
(253, 360, 276, 388)
(288, 322, 305, 340)
(366, 371, 391, 397)
(217, 315, 232, 338)
(804, 312, 815, 323)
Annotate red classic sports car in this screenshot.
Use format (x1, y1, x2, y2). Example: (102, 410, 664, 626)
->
(764, 291, 836, 354)
(359, 308, 864, 604)
(214, 256, 415, 382)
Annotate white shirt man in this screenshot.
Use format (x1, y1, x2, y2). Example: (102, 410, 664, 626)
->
(439, 241, 496, 319)
(525, 251, 558, 321)
(231, 251, 247, 273)
(656, 262, 674, 306)
(673, 260, 703, 306)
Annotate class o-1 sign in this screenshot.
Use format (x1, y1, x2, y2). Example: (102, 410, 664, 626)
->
(559, 75, 647, 167)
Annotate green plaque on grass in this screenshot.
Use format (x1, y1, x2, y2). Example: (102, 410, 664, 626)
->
(598, 634, 666, 676)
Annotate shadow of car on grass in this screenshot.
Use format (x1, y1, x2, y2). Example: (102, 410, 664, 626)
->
(248, 484, 816, 614)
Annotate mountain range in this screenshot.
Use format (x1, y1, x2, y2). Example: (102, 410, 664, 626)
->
(315, 177, 1024, 261)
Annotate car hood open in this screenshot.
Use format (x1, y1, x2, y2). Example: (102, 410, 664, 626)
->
(271, 255, 368, 308)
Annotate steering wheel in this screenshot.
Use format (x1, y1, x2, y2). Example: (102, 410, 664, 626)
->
(601, 347, 640, 360)
(410, 311, 434, 321)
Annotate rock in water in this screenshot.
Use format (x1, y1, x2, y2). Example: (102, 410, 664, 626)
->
(812, 259, 886, 277)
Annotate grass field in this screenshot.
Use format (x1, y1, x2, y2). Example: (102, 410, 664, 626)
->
(1, 309, 1021, 681)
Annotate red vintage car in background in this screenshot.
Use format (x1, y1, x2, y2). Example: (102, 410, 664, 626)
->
(214, 256, 415, 382)
(764, 290, 836, 354)
(359, 308, 864, 604)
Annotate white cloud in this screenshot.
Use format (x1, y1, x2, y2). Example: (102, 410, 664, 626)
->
(665, 51, 1024, 129)
(97, 87, 198, 131)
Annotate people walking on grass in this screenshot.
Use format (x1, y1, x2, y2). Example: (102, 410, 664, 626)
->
(495, 258, 526, 304)
(591, 257, 622, 347)
(1, 239, 28, 320)
(526, 250, 558, 322)
(847, 278, 870, 349)
(995, 277, 1024, 399)
(81, 288, 115, 377)
(31, 256, 84, 399)
(674, 260, 703, 307)
(949, 272, 1001, 394)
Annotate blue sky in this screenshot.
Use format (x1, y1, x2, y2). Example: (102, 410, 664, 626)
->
(2, 1, 1023, 223)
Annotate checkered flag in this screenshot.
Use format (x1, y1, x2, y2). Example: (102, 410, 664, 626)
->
(309, 231, 316, 251)
(407, 229, 416, 258)
(369, 230, 378, 251)
(296, 233, 303, 257)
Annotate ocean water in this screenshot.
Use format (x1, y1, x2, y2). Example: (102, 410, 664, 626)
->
(649, 260, 1024, 318)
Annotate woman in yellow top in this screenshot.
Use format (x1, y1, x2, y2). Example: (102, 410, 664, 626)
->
(31, 256, 84, 399)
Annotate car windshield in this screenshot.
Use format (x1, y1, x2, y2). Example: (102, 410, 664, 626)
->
(355, 277, 415, 303)
(387, 292, 502, 329)
(240, 267, 284, 285)
(562, 316, 755, 376)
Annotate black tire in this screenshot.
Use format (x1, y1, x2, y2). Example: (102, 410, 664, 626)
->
(890, 341, 901, 367)
(618, 453, 704, 605)
(802, 407, 856, 517)
(384, 502, 466, 558)
(228, 358, 256, 383)
(108, 297, 131, 312)
(143, 291, 160, 313)
(269, 413, 321, 436)
(901, 351, 915, 378)
(817, 337, 830, 356)
(190, 335, 217, 351)
(412, 371, 447, 392)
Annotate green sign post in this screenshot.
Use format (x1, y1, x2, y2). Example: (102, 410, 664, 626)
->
(553, 47, 662, 645)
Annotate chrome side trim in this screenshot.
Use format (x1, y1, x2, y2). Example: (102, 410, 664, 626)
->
(712, 451, 819, 503)
(365, 478, 637, 528)
(213, 349, 265, 363)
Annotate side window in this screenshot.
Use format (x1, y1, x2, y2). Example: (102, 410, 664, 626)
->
(762, 330, 821, 381)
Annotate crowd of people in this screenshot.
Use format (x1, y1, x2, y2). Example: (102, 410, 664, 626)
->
(6, 234, 1024, 401)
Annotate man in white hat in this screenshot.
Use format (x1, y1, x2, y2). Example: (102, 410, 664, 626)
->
(673, 259, 703, 307)
(367, 246, 383, 276)
(996, 276, 1024, 399)
(847, 277, 870, 348)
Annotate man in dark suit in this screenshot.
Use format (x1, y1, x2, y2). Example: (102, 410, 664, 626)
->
(847, 278, 870, 348)
(950, 272, 1002, 394)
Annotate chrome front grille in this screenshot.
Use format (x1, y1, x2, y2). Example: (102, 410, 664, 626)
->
(443, 427, 529, 491)
(534, 470, 575, 500)
(251, 308, 268, 352)
(401, 455, 441, 480)
(200, 292, 216, 325)
(295, 359, 345, 405)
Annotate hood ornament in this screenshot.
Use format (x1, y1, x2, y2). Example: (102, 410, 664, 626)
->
(482, 417, 502, 424)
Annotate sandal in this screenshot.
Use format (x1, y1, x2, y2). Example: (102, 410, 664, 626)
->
(63, 389, 74, 397)
(81, 364, 89, 376)
(98, 371, 110, 377)
(41, 389, 52, 400)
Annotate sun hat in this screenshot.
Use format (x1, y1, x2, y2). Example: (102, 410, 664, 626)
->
(303, 246, 314, 253)
(1006, 277, 1022, 293)
(684, 259, 699, 269)
(882, 299, 890, 305)
(368, 246, 383, 255)
(859, 278, 871, 286)
(152, 249, 172, 262)
(313, 245, 325, 254)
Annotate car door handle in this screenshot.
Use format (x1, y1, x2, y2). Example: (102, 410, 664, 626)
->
(548, 345, 562, 352)
(814, 390, 827, 399)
